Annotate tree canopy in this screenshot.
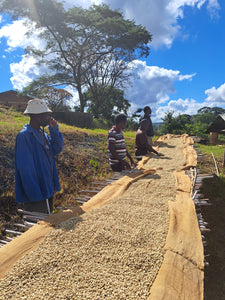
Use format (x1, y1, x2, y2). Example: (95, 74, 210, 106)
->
(84, 85, 130, 120)
(0, 0, 152, 112)
(22, 86, 72, 112)
(197, 106, 225, 115)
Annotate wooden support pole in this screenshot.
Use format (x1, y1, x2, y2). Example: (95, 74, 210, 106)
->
(17, 209, 48, 218)
(211, 152, 219, 176)
(5, 229, 23, 236)
(24, 221, 36, 227)
(14, 223, 29, 229)
(0, 240, 8, 245)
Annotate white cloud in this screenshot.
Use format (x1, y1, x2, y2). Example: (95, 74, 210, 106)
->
(10, 54, 49, 90)
(205, 83, 225, 104)
(0, 0, 220, 51)
(73, 0, 220, 48)
(0, 20, 27, 50)
(197, 0, 207, 9)
(125, 60, 195, 111)
(207, 0, 220, 18)
(208, 0, 220, 8)
(0, 19, 45, 51)
(154, 98, 205, 122)
(153, 81, 225, 122)
(65, 85, 80, 108)
(63, 0, 99, 9)
(97, 0, 180, 48)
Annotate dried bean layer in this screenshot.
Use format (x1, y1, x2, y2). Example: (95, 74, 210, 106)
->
(0, 137, 186, 299)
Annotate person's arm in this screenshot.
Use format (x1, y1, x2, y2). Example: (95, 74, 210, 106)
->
(48, 117, 63, 155)
(147, 144, 164, 156)
(126, 150, 135, 166)
(109, 142, 131, 169)
(140, 132, 163, 156)
(147, 144, 159, 155)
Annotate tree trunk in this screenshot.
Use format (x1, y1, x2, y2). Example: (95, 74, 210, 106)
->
(77, 84, 84, 113)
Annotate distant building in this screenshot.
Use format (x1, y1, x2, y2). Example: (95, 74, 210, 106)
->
(206, 114, 225, 133)
(0, 90, 31, 111)
(0, 90, 94, 128)
(206, 114, 225, 145)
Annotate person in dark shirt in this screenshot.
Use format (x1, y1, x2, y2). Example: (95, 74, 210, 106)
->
(139, 106, 154, 145)
(135, 119, 163, 160)
(107, 114, 135, 172)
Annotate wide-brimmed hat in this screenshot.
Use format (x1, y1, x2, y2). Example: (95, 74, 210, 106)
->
(24, 99, 52, 115)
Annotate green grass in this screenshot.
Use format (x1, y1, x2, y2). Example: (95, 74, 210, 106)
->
(195, 143, 225, 176)
(196, 143, 225, 156)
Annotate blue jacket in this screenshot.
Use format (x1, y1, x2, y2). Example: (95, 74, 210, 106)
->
(15, 124, 63, 203)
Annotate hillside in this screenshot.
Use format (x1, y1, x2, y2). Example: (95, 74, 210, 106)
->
(0, 134, 204, 299)
(0, 106, 136, 236)
(1, 106, 225, 299)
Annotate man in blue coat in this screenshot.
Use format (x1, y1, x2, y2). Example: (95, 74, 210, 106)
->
(15, 99, 63, 214)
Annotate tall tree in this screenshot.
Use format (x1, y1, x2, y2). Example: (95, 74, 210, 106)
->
(0, 0, 152, 112)
(84, 85, 130, 119)
(160, 111, 177, 134)
(198, 106, 225, 115)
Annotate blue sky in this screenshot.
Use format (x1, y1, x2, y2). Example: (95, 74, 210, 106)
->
(0, 0, 224, 122)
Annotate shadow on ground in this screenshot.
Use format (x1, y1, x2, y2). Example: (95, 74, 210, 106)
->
(200, 176, 225, 300)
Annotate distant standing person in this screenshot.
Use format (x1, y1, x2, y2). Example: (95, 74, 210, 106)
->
(15, 99, 63, 214)
(135, 119, 163, 160)
(139, 106, 154, 145)
(107, 114, 135, 172)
